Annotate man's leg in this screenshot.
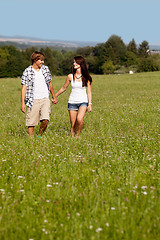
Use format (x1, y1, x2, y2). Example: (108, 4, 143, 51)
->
(39, 98, 50, 136)
(38, 119, 49, 136)
(26, 100, 39, 136)
(28, 126, 35, 136)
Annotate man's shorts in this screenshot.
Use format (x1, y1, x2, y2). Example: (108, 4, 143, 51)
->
(26, 98, 50, 126)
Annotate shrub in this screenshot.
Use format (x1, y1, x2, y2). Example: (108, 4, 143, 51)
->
(102, 60, 115, 74)
(137, 56, 160, 72)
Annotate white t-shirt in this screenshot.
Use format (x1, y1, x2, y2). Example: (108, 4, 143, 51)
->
(33, 69, 49, 99)
(68, 74, 88, 103)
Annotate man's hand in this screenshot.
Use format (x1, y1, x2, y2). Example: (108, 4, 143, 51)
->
(21, 103, 26, 113)
(52, 98, 58, 105)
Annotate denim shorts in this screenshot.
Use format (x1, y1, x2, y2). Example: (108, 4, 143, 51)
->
(68, 102, 88, 111)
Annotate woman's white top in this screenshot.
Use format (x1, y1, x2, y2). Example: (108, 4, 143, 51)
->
(68, 74, 88, 104)
(33, 69, 49, 99)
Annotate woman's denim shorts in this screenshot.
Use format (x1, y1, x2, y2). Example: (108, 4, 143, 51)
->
(68, 102, 88, 111)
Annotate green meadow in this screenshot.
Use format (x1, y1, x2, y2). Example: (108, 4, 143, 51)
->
(0, 73, 160, 240)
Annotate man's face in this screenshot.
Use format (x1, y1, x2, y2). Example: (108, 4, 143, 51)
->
(35, 58, 44, 69)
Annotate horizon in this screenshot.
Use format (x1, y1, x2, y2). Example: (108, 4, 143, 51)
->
(1, 35, 160, 49)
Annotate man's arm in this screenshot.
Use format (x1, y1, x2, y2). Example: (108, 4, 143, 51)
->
(49, 82, 58, 104)
(21, 85, 27, 113)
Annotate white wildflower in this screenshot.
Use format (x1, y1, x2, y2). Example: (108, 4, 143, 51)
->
(106, 223, 109, 227)
(141, 191, 147, 195)
(141, 186, 147, 190)
(111, 207, 115, 210)
(46, 184, 52, 187)
(96, 228, 103, 232)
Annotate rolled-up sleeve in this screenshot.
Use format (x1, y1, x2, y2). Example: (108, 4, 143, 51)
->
(21, 69, 29, 86)
(42, 65, 52, 83)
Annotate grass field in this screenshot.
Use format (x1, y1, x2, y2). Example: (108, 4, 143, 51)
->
(0, 72, 160, 240)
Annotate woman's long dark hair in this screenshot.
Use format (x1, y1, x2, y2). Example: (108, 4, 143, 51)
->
(73, 56, 92, 87)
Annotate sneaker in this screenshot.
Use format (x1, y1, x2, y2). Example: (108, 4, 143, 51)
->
(37, 135, 42, 139)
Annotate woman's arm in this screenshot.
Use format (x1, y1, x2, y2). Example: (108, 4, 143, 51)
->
(55, 74, 72, 98)
(49, 81, 58, 104)
(87, 81, 92, 112)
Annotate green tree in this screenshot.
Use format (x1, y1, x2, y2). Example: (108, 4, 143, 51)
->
(0, 48, 10, 77)
(60, 50, 75, 75)
(76, 46, 94, 58)
(3, 45, 25, 77)
(42, 47, 59, 75)
(127, 38, 137, 54)
(92, 43, 106, 74)
(52, 50, 64, 75)
(104, 35, 127, 65)
(85, 55, 99, 74)
(125, 51, 139, 67)
(138, 40, 150, 58)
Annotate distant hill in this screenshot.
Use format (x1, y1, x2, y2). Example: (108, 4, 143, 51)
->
(1, 35, 160, 51)
(149, 45, 160, 50)
(0, 35, 99, 50)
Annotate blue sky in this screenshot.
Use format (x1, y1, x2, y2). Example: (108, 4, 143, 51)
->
(0, 0, 160, 45)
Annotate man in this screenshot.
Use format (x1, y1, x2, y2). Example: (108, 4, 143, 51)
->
(21, 51, 58, 137)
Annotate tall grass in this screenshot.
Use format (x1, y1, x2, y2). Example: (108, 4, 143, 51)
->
(0, 73, 160, 240)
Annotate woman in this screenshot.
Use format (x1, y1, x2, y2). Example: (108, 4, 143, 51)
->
(54, 56, 92, 137)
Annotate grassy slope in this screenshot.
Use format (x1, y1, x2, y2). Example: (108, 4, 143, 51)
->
(0, 73, 159, 240)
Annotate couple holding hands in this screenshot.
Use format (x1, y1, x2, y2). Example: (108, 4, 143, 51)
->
(21, 51, 92, 138)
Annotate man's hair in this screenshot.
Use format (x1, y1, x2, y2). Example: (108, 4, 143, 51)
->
(31, 51, 45, 64)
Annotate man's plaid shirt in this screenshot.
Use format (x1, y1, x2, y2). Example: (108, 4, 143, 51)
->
(21, 65, 52, 109)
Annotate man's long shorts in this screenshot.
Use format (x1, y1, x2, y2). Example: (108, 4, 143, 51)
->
(26, 98, 50, 126)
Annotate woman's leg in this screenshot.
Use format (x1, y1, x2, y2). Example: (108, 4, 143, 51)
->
(68, 110, 78, 137)
(75, 106, 87, 137)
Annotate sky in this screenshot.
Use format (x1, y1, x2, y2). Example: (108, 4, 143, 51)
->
(0, 0, 160, 45)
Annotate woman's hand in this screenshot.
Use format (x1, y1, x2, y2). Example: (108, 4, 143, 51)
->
(52, 98, 58, 104)
(88, 104, 92, 112)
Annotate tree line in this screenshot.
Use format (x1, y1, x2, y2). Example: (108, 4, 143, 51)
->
(0, 35, 160, 78)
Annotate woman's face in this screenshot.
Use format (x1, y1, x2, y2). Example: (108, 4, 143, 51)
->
(73, 59, 81, 69)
